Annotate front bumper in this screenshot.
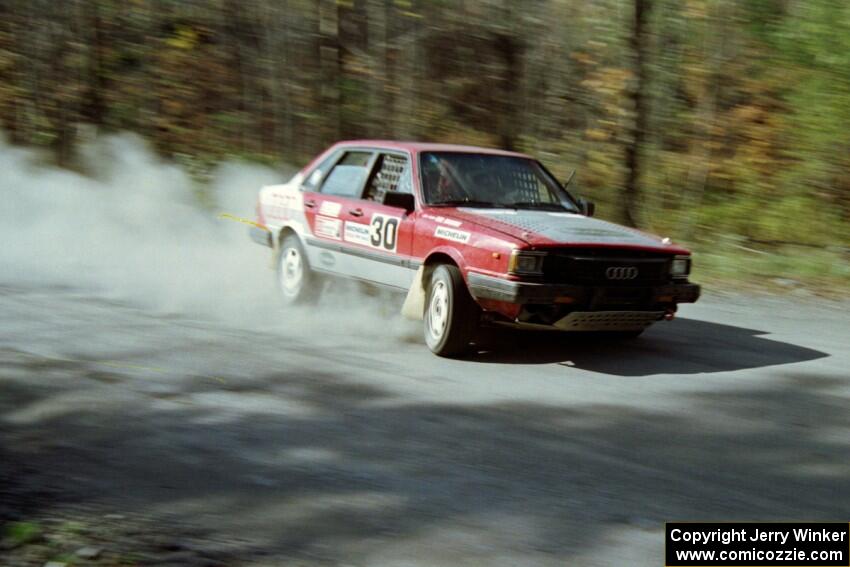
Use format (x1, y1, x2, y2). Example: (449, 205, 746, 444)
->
(467, 272, 701, 306)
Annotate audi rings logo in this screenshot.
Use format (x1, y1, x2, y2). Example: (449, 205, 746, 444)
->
(605, 266, 639, 280)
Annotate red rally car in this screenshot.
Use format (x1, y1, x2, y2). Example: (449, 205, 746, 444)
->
(250, 141, 700, 356)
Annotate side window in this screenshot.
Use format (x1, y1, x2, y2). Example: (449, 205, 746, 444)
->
(397, 162, 413, 195)
(302, 151, 339, 191)
(319, 151, 373, 198)
(365, 153, 411, 202)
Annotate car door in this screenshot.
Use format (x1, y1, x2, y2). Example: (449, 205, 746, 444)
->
(302, 149, 376, 276)
(338, 151, 418, 290)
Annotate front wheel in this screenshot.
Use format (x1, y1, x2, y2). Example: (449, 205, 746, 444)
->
(424, 264, 480, 357)
(276, 235, 318, 305)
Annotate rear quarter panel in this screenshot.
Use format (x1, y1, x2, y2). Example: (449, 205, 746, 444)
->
(259, 177, 308, 241)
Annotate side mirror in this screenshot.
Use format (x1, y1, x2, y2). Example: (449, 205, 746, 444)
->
(578, 197, 595, 217)
(382, 191, 416, 214)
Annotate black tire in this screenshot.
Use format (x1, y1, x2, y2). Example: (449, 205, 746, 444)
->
(424, 264, 480, 357)
(275, 234, 318, 305)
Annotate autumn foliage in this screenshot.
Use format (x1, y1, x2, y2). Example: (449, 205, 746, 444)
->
(0, 0, 848, 253)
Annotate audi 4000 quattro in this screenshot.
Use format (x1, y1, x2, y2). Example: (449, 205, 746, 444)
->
(250, 141, 700, 356)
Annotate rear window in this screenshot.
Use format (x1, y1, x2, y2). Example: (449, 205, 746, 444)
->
(303, 151, 339, 190)
(320, 151, 373, 198)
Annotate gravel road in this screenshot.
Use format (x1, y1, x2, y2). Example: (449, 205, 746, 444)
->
(2, 279, 848, 566)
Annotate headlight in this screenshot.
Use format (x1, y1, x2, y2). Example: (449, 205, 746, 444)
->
(670, 255, 691, 278)
(509, 250, 546, 275)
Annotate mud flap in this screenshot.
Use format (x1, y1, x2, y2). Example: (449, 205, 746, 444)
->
(269, 230, 280, 269)
(401, 265, 426, 320)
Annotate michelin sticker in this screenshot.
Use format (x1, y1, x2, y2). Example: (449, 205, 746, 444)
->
(434, 226, 471, 244)
(344, 222, 372, 246)
(315, 215, 342, 240)
(344, 214, 401, 252)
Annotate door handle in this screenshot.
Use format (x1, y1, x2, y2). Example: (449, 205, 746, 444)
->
(349, 208, 364, 217)
(304, 199, 317, 209)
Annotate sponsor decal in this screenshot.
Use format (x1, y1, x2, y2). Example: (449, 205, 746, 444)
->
(315, 215, 342, 240)
(264, 190, 303, 221)
(319, 200, 342, 217)
(344, 213, 401, 252)
(434, 226, 471, 244)
(423, 213, 463, 227)
(344, 221, 372, 246)
(369, 213, 400, 252)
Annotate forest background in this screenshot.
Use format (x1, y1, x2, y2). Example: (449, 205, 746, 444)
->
(1, 0, 848, 291)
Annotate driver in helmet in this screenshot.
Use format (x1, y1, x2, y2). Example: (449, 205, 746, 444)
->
(422, 154, 463, 203)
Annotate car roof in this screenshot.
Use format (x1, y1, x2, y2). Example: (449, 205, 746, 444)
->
(331, 140, 531, 159)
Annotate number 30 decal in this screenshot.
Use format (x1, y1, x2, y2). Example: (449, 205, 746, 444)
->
(370, 214, 400, 252)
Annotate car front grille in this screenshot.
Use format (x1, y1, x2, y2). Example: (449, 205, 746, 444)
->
(542, 249, 671, 286)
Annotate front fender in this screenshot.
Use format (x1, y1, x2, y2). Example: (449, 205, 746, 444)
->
(423, 245, 468, 274)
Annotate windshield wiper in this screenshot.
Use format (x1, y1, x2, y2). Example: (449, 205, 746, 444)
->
(429, 198, 500, 208)
(503, 201, 571, 211)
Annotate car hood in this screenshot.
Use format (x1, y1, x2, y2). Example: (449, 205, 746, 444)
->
(447, 208, 688, 253)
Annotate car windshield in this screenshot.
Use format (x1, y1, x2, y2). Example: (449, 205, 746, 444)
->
(420, 152, 578, 211)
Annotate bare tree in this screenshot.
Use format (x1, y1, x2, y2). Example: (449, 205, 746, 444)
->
(622, 0, 652, 227)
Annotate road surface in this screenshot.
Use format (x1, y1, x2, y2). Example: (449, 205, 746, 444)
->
(1, 280, 848, 566)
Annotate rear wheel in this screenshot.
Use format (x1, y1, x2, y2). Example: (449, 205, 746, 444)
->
(424, 264, 480, 357)
(276, 235, 317, 305)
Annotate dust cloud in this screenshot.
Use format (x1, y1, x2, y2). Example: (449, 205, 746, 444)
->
(0, 132, 417, 341)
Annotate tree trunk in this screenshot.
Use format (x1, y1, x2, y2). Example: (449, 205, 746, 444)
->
(367, 0, 390, 138)
(494, 32, 521, 151)
(622, 0, 652, 228)
(319, 0, 340, 143)
(83, 1, 107, 128)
